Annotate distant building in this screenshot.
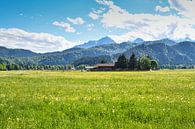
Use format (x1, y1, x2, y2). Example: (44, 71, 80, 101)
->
(90, 64, 115, 71)
(85, 66, 95, 71)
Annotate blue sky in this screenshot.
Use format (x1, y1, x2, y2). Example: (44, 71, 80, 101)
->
(0, 0, 162, 41)
(0, 0, 195, 53)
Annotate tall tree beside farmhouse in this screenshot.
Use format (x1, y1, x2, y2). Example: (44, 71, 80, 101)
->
(151, 60, 158, 70)
(128, 53, 138, 70)
(115, 54, 128, 69)
(138, 56, 151, 70)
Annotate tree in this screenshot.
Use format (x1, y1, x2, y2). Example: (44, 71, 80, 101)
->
(151, 60, 158, 70)
(100, 60, 106, 64)
(6, 64, 11, 71)
(14, 64, 20, 70)
(138, 56, 151, 70)
(65, 65, 73, 70)
(77, 65, 86, 71)
(115, 54, 128, 69)
(0, 64, 6, 71)
(128, 53, 138, 70)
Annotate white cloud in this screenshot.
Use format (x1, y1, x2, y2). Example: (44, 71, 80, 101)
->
(53, 21, 76, 33)
(88, 8, 105, 20)
(96, 0, 114, 6)
(67, 17, 85, 25)
(155, 5, 170, 12)
(168, 0, 195, 18)
(87, 24, 94, 31)
(95, 0, 195, 42)
(89, 11, 100, 20)
(0, 28, 77, 53)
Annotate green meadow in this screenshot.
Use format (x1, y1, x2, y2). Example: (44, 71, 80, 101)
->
(0, 70, 195, 129)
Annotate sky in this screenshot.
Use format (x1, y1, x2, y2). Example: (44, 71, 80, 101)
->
(0, 0, 195, 53)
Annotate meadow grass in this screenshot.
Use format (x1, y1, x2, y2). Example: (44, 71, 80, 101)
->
(0, 70, 195, 129)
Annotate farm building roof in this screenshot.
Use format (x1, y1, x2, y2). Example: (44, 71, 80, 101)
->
(95, 64, 115, 67)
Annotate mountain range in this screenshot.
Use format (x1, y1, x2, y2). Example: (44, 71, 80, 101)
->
(0, 37, 195, 66)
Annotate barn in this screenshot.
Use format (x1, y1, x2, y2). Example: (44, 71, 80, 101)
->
(90, 64, 115, 71)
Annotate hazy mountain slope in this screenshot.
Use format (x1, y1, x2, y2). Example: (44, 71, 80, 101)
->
(122, 43, 191, 65)
(0, 46, 38, 57)
(31, 42, 136, 65)
(73, 55, 113, 66)
(173, 42, 195, 63)
(144, 38, 176, 46)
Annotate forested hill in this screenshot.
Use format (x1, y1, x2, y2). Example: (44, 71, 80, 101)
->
(0, 46, 38, 57)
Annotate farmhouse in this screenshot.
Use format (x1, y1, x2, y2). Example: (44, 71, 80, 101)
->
(91, 64, 115, 71)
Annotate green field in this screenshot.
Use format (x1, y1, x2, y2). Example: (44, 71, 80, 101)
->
(0, 70, 195, 129)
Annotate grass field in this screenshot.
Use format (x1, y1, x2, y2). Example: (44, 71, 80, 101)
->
(0, 70, 195, 129)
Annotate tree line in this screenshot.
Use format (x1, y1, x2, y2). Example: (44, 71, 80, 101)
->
(115, 53, 159, 70)
(0, 64, 20, 71)
(0, 64, 75, 71)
